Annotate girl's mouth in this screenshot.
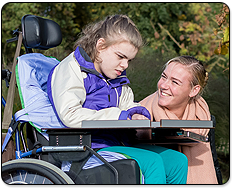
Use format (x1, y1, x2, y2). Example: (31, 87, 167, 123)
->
(115, 70, 122, 76)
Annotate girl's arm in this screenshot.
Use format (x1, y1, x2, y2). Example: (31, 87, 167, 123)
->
(118, 85, 140, 110)
(118, 85, 151, 120)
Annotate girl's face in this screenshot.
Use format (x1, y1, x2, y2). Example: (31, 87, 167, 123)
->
(157, 62, 199, 112)
(94, 39, 138, 79)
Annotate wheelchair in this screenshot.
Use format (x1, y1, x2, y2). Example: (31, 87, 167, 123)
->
(2, 15, 141, 184)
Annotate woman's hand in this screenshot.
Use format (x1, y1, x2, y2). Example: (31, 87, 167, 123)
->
(131, 114, 149, 120)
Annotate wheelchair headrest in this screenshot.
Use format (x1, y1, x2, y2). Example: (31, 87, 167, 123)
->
(21, 15, 62, 50)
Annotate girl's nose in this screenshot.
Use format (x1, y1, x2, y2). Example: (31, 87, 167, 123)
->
(120, 59, 128, 69)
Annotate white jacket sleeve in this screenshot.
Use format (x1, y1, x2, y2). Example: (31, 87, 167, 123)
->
(118, 85, 141, 110)
(50, 53, 122, 128)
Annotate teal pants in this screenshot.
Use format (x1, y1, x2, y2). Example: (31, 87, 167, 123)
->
(99, 144, 188, 184)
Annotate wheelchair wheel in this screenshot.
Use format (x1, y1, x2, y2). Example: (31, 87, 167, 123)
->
(2, 159, 74, 184)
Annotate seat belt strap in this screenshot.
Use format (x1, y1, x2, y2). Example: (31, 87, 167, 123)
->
(2, 32, 23, 129)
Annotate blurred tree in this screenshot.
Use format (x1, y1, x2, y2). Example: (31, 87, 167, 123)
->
(206, 4, 229, 76)
(87, 3, 228, 72)
(86, 3, 188, 55)
(2, 3, 228, 71)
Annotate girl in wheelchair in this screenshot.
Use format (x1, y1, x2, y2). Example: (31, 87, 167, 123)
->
(47, 14, 188, 184)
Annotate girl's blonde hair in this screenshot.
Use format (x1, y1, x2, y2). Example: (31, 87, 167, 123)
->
(165, 56, 208, 96)
(73, 14, 143, 62)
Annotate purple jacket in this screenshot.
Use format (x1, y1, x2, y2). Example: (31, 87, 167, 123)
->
(75, 46, 129, 111)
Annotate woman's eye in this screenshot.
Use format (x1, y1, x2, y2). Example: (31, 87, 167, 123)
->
(161, 74, 166, 79)
(172, 80, 179, 85)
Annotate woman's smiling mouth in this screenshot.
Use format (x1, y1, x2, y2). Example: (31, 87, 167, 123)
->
(160, 90, 171, 97)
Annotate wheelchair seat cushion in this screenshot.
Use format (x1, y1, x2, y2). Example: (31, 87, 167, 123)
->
(21, 14, 62, 50)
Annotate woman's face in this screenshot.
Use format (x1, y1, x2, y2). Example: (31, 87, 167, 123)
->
(94, 39, 138, 79)
(157, 62, 197, 111)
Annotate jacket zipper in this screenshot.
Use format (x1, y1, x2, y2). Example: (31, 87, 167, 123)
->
(102, 78, 119, 107)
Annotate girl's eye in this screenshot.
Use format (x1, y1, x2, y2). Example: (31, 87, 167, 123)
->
(117, 54, 124, 59)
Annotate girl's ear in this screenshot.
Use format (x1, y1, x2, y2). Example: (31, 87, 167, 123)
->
(96, 38, 106, 52)
(189, 85, 201, 98)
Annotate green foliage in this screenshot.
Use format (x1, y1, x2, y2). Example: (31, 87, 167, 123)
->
(2, 3, 229, 70)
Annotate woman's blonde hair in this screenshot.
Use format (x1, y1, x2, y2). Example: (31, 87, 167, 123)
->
(73, 14, 143, 62)
(165, 56, 208, 96)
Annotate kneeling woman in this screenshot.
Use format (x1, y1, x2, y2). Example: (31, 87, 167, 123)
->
(47, 15, 188, 184)
(140, 56, 218, 184)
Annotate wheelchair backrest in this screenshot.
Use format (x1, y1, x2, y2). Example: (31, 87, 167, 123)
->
(14, 53, 65, 137)
(21, 14, 62, 50)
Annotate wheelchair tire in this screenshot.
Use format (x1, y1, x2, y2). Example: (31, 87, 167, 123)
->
(2, 158, 74, 184)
